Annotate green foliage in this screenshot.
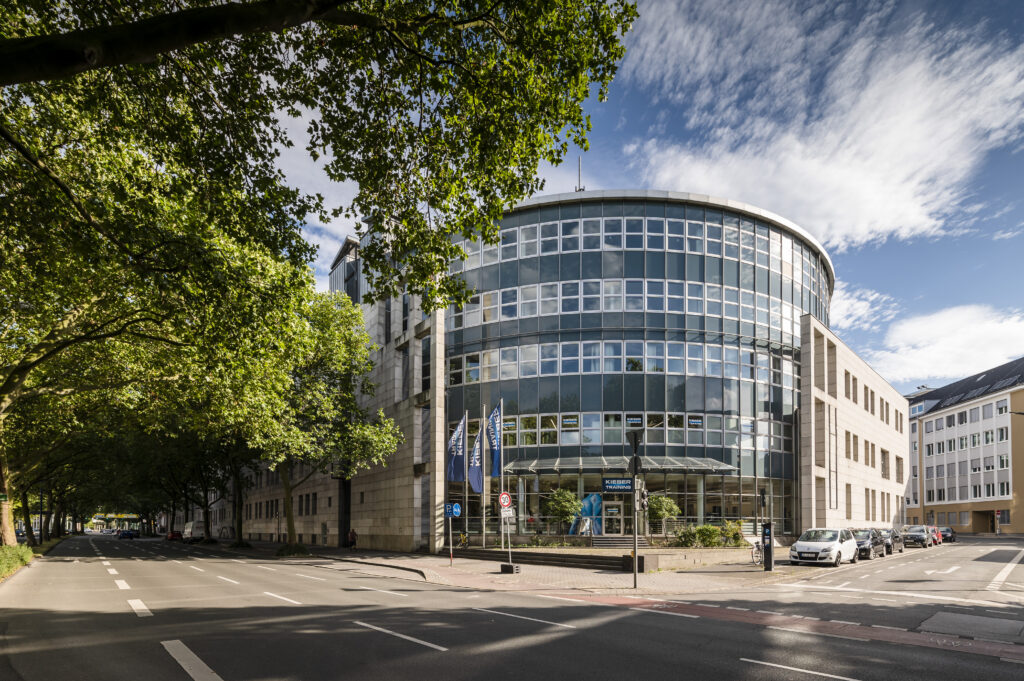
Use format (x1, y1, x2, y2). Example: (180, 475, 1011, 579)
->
(646, 494, 680, 522)
(720, 520, 744, 547)
(543, 488, 583, 530)
(695, 525, 722, 547)
(0, 544, 34, 579)
(674, 525, 699, 548)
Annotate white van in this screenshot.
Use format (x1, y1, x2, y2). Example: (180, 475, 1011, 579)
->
(183, 521, 206, 543)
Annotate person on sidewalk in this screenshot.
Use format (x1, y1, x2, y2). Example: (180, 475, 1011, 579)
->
(347, 528, 358, 550)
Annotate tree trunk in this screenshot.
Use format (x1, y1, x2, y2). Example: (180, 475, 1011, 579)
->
(232, 466, 245, 544)
(0, 433, 15, 545)
(279, 461, 298, 546)
(39, 490, 49, 543)
(169, 500, 177, 532)
(19, 490, 35, 546)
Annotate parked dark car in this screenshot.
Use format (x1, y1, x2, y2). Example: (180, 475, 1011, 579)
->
(903, 525, 931, 547)
(879, 528, 904, 554)
(117, 530, 134, 540)
(852, 528, 886, 560)
(165, 530, 183, 541)
(939, 526, 957, 543)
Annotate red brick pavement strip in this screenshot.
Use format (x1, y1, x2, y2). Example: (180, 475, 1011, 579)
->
(555, 594, 1024, 663)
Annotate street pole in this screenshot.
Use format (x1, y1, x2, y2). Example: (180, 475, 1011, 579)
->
(626, 429, 643, 590)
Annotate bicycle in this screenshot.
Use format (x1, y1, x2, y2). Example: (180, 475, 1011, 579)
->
(751, 541, 763, 565)
(455, 532, 469, 548)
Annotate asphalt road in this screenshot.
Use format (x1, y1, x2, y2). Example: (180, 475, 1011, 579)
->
(1, 535, 1023, 680)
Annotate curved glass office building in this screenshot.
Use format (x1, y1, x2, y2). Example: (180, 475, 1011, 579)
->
(445, 190, 835, 537)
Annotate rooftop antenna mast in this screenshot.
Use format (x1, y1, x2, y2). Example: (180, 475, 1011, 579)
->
(574, 156, 585, 192)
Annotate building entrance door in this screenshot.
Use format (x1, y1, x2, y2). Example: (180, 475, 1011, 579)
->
(604, 502, 624, 535)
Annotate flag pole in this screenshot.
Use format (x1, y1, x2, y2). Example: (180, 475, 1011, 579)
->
(463, 410, 469, 539)
(481, 402, 487, 550)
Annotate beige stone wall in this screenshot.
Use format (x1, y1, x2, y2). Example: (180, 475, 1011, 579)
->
(800, 314, 910, 532)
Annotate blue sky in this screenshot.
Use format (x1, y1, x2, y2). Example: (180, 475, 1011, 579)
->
(288, 0, 1024, 396)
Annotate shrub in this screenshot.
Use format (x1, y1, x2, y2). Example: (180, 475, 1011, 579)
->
(695, 524, 721, 547)
(1, 544, 34, 579)
(674, 525, 698, 547)
(720, 520, 744, 546)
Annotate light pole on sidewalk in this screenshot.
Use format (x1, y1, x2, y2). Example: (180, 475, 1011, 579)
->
(626, 429, 643, 590)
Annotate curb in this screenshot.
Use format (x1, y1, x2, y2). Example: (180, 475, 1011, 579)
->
(313, 553, 435, 583)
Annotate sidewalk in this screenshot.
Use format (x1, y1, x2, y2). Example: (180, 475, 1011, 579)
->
(200, 540, 809, 596)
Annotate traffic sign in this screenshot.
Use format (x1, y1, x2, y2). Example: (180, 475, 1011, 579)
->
(498, 491, 512, 508)
(444, 503, 455, 518)
(0, 494, 7, 502)
(452, 502, 461, 517)
(500, 506, 514, 519)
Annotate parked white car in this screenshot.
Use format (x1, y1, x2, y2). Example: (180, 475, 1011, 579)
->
(789, 528, 859, 567)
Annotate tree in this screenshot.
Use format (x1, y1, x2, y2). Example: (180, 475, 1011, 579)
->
(646, 494, 680, 530)
(1, 0, 636, 309)
(261, 292, 402, 552)
(543, 487, 582, 535)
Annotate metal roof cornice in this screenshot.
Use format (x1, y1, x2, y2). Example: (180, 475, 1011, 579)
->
(512, 189, 836, 291)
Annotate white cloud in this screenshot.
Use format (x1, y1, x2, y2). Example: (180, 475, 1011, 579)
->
(863, 305, 1024, 383)
(993, 228, 1023, 240)
(274, 108, 360, 290)
(621, 1, 1024, 250)
(830, 282, 900, 333)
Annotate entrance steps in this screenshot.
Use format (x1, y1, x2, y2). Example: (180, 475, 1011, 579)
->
(591, 535, 649, 549)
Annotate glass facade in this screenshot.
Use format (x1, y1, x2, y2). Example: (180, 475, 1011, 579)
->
(444, 194, 834, 537)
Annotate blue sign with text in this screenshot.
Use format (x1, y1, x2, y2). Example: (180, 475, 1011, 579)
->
(603, 478, 634, 493)
(444, 502, 462, 518)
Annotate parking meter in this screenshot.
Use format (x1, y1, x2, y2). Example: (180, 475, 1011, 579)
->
(762, 521, 773, 571)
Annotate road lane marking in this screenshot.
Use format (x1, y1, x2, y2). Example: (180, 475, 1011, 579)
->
(768, 626, 868, 642)
(830, 620, 859, 625)
(264, 592, 301, 605)
(741, 657, 861, 680)
(987, 549, 1024, 592)
(172, 560, 182, 564)
(217, 576, 239, 585)
(1001, 658, 1024, 665)
(727, 607, 749, 611)
(189, 566, 205, 572)
(231, 559, 245, 564)
(107, 568, 118, 575)
(296, 573, 327, 581)
(757, 610, 783, 615)
(357, 586, 408, 597)
(474, 607, 576, 628)
(696, 603, 721, 608)
(354, 621, 447, 651)
(872, 625, 906, 631)
(535, 594, 589, 603)
(162, 640, 224, 681)
(836, 582, 850, 588)
(256, 566, 276, 571)
(128, 599, 152, 617)
(630, 607, 699, 619)
(790, 582, 1003, 606)
(115, 580, 130, 590)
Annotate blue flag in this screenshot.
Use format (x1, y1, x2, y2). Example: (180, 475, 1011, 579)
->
(446, 416, 466, 482)
(467, 430, 484, 493)
(487, 404, 502, 477)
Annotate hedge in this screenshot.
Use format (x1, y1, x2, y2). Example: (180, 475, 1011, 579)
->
(0, 544, 34, 580)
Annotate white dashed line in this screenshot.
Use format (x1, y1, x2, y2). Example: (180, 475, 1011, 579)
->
(630, 607, 699, 619)
(872, 625, 906, 631)
(115, 580, 130, 590)
(741, 657, 861, 680)
(217, 576, 239, 585)
(354, 621, 447, 652)
(162, 640, 224, 681)
(189, 566, 205, 572)
(475, 607, 577, 628)
(357, 586, 408, 597)
(830, 619, 859, 625)
(128, 599, 152, 617)
(107, 568, 118, 575)
(256, 566, 276, 571)
(295, 573, 327, 581)
(264, 592, 301, 605)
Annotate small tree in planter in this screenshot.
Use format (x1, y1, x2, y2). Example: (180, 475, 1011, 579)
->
(646, 495, 681, 534)
(543, 488, 583, 536)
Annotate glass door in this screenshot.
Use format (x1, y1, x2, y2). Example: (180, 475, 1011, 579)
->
(604, 502, 624, 535)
